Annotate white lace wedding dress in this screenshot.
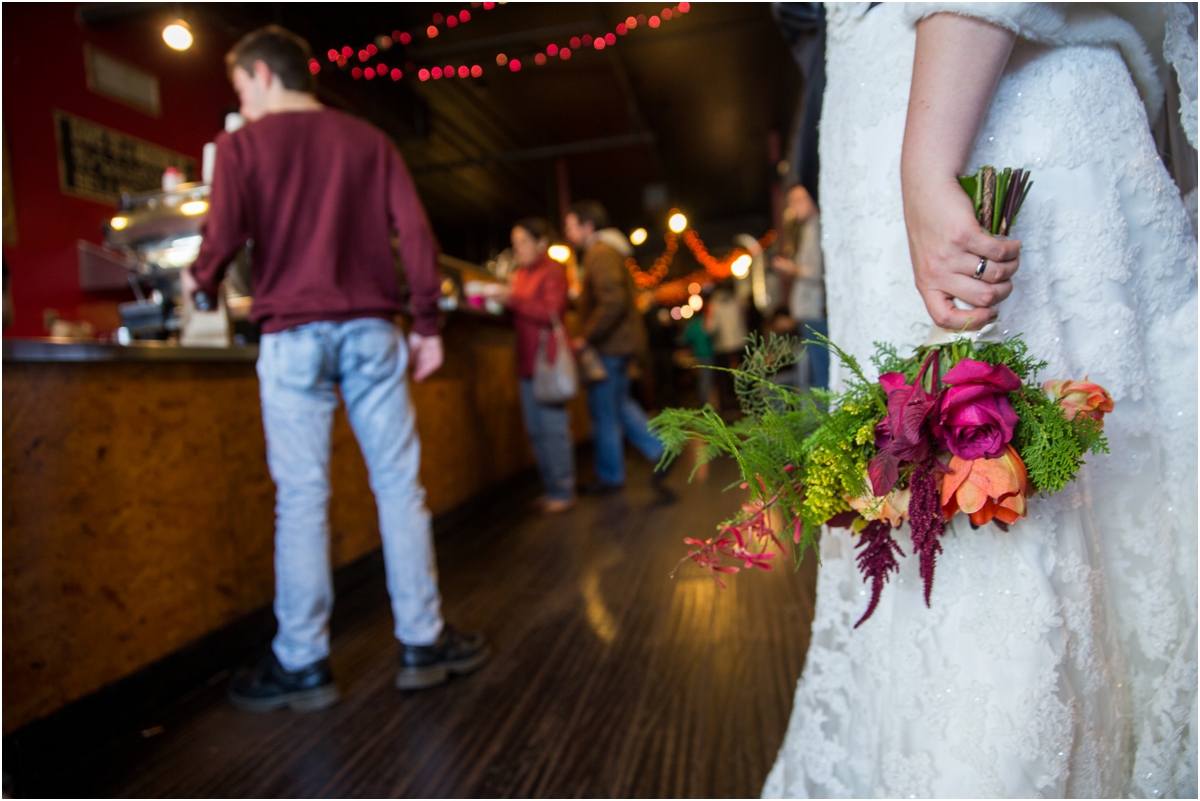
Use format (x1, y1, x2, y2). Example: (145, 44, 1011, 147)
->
(764, 3, 1197, 798)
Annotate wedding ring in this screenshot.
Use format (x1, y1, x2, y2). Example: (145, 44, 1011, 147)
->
(973, 257, 987, 280)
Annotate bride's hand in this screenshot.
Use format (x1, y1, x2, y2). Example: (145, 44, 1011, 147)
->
(901, 12, 1018, 331)
(903, 176, 1021, 330)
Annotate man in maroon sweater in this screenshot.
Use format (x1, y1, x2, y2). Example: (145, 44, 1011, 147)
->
(185, 26, 487, 711)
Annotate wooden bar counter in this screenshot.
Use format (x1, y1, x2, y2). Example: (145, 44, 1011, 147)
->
(2, 311, 589, 734)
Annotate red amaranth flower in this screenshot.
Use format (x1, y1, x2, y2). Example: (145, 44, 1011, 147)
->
(853, 520, 905, 628)
(908, 459, 946, 606)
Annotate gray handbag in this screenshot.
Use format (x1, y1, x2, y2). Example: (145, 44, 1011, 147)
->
(532, 316, 578, 404)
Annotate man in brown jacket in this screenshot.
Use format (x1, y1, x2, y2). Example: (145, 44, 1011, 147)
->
(565, 200, 666, 491)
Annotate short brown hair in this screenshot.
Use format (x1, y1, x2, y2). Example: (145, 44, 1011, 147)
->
(566, 200, 609, 231)
(226, 25, 316, 93)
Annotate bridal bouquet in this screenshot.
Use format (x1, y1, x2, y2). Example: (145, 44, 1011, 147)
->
(650, 168, 1112, 627)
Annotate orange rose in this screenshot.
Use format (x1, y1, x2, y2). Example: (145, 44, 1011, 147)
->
(1043, 378, 1114, 427)
(940, 445, 1030, 526)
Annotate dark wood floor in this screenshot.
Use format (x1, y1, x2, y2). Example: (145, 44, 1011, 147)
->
(39, 453, 818, 798)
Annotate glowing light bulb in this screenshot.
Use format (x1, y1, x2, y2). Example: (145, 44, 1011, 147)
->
(670, 307, 683, 320)
(629, 228, 648, 246)
(180, 200, 208, 216)
(110, 216, 129, 230)
(731, 253, 752, 278)
(162, 21, 193, 51)
(668, 213, 687, 233)
(687, 282, 701, 294)
(680, 305, 694, 319)
(548, 245, 571, 263)
(688, 294, 703, 310)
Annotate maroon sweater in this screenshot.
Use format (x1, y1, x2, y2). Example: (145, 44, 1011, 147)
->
(190, 108, 441, 335)
(507, 254, 569, 379)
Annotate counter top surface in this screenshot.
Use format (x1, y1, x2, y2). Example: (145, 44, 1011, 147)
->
(2, 338, 259, 363)
(2, 310, 515, 363)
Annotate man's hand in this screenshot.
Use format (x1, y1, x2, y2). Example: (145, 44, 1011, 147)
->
(180, 265, 200, 304)
(407, 332, 443, 382)
(771, 255, 799, 276)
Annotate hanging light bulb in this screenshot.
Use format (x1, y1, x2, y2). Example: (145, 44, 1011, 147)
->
(629, 228, 647, 246)
(162, 20, 193, 51)
(668, 212, 688, 233)
(731, 253, 752, 278)
(547, 245, 571, 263)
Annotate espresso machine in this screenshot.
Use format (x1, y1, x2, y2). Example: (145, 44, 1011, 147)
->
(102, 181, 253, 345)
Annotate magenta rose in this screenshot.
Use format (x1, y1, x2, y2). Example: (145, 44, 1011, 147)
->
(933, 359, 1021, 460)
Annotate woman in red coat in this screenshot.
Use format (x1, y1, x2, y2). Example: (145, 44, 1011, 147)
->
(495, 218, 576, 513)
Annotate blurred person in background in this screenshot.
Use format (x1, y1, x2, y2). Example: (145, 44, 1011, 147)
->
(704, 278, 748, 413)
(643, 299, 678, 409)
(185, 25, 486, 711)
(487, 218, 576, 514)
(771, 183, 827, 389)
(683, 311, 715, 407)
(564, 200, 669, 493)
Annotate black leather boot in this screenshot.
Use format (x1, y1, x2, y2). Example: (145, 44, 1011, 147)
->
(396, 625, 489, 690)
(228, 651, 339, 712)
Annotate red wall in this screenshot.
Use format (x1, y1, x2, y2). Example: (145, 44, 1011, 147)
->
(2, 4, 237, 337)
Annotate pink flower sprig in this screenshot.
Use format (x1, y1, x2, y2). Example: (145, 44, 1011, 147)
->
(674, 484, 799, 587)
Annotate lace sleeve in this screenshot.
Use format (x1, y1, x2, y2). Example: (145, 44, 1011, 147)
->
(1165, 3, 1197, 149)
(901, 3, 1166, 123)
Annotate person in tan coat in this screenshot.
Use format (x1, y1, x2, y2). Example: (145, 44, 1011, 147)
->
(565, 200, 666, 492)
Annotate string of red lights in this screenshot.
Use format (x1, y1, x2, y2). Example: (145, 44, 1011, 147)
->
(306, 2, 691, 83)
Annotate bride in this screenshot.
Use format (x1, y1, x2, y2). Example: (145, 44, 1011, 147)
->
(764, 3, 1196, 798)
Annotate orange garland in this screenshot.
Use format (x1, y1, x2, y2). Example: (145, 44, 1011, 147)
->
(624, 228, 776, 307)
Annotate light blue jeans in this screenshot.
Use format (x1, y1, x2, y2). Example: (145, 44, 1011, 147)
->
(518, 379, 576, 501)
(257, 318, 443, 671)
(585, 354, 665, 486)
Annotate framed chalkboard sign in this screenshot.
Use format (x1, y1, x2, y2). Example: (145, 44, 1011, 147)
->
(53, 110, 195, 205)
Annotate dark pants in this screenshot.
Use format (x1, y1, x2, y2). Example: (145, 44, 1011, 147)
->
(800, 318, 829, 390)
(586, 355, 665, 486)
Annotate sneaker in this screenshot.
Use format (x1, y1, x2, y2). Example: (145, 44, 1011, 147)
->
(396, 625, 489, 690)
(228, 651, 339, 712)
(539, 496, 577, 515)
